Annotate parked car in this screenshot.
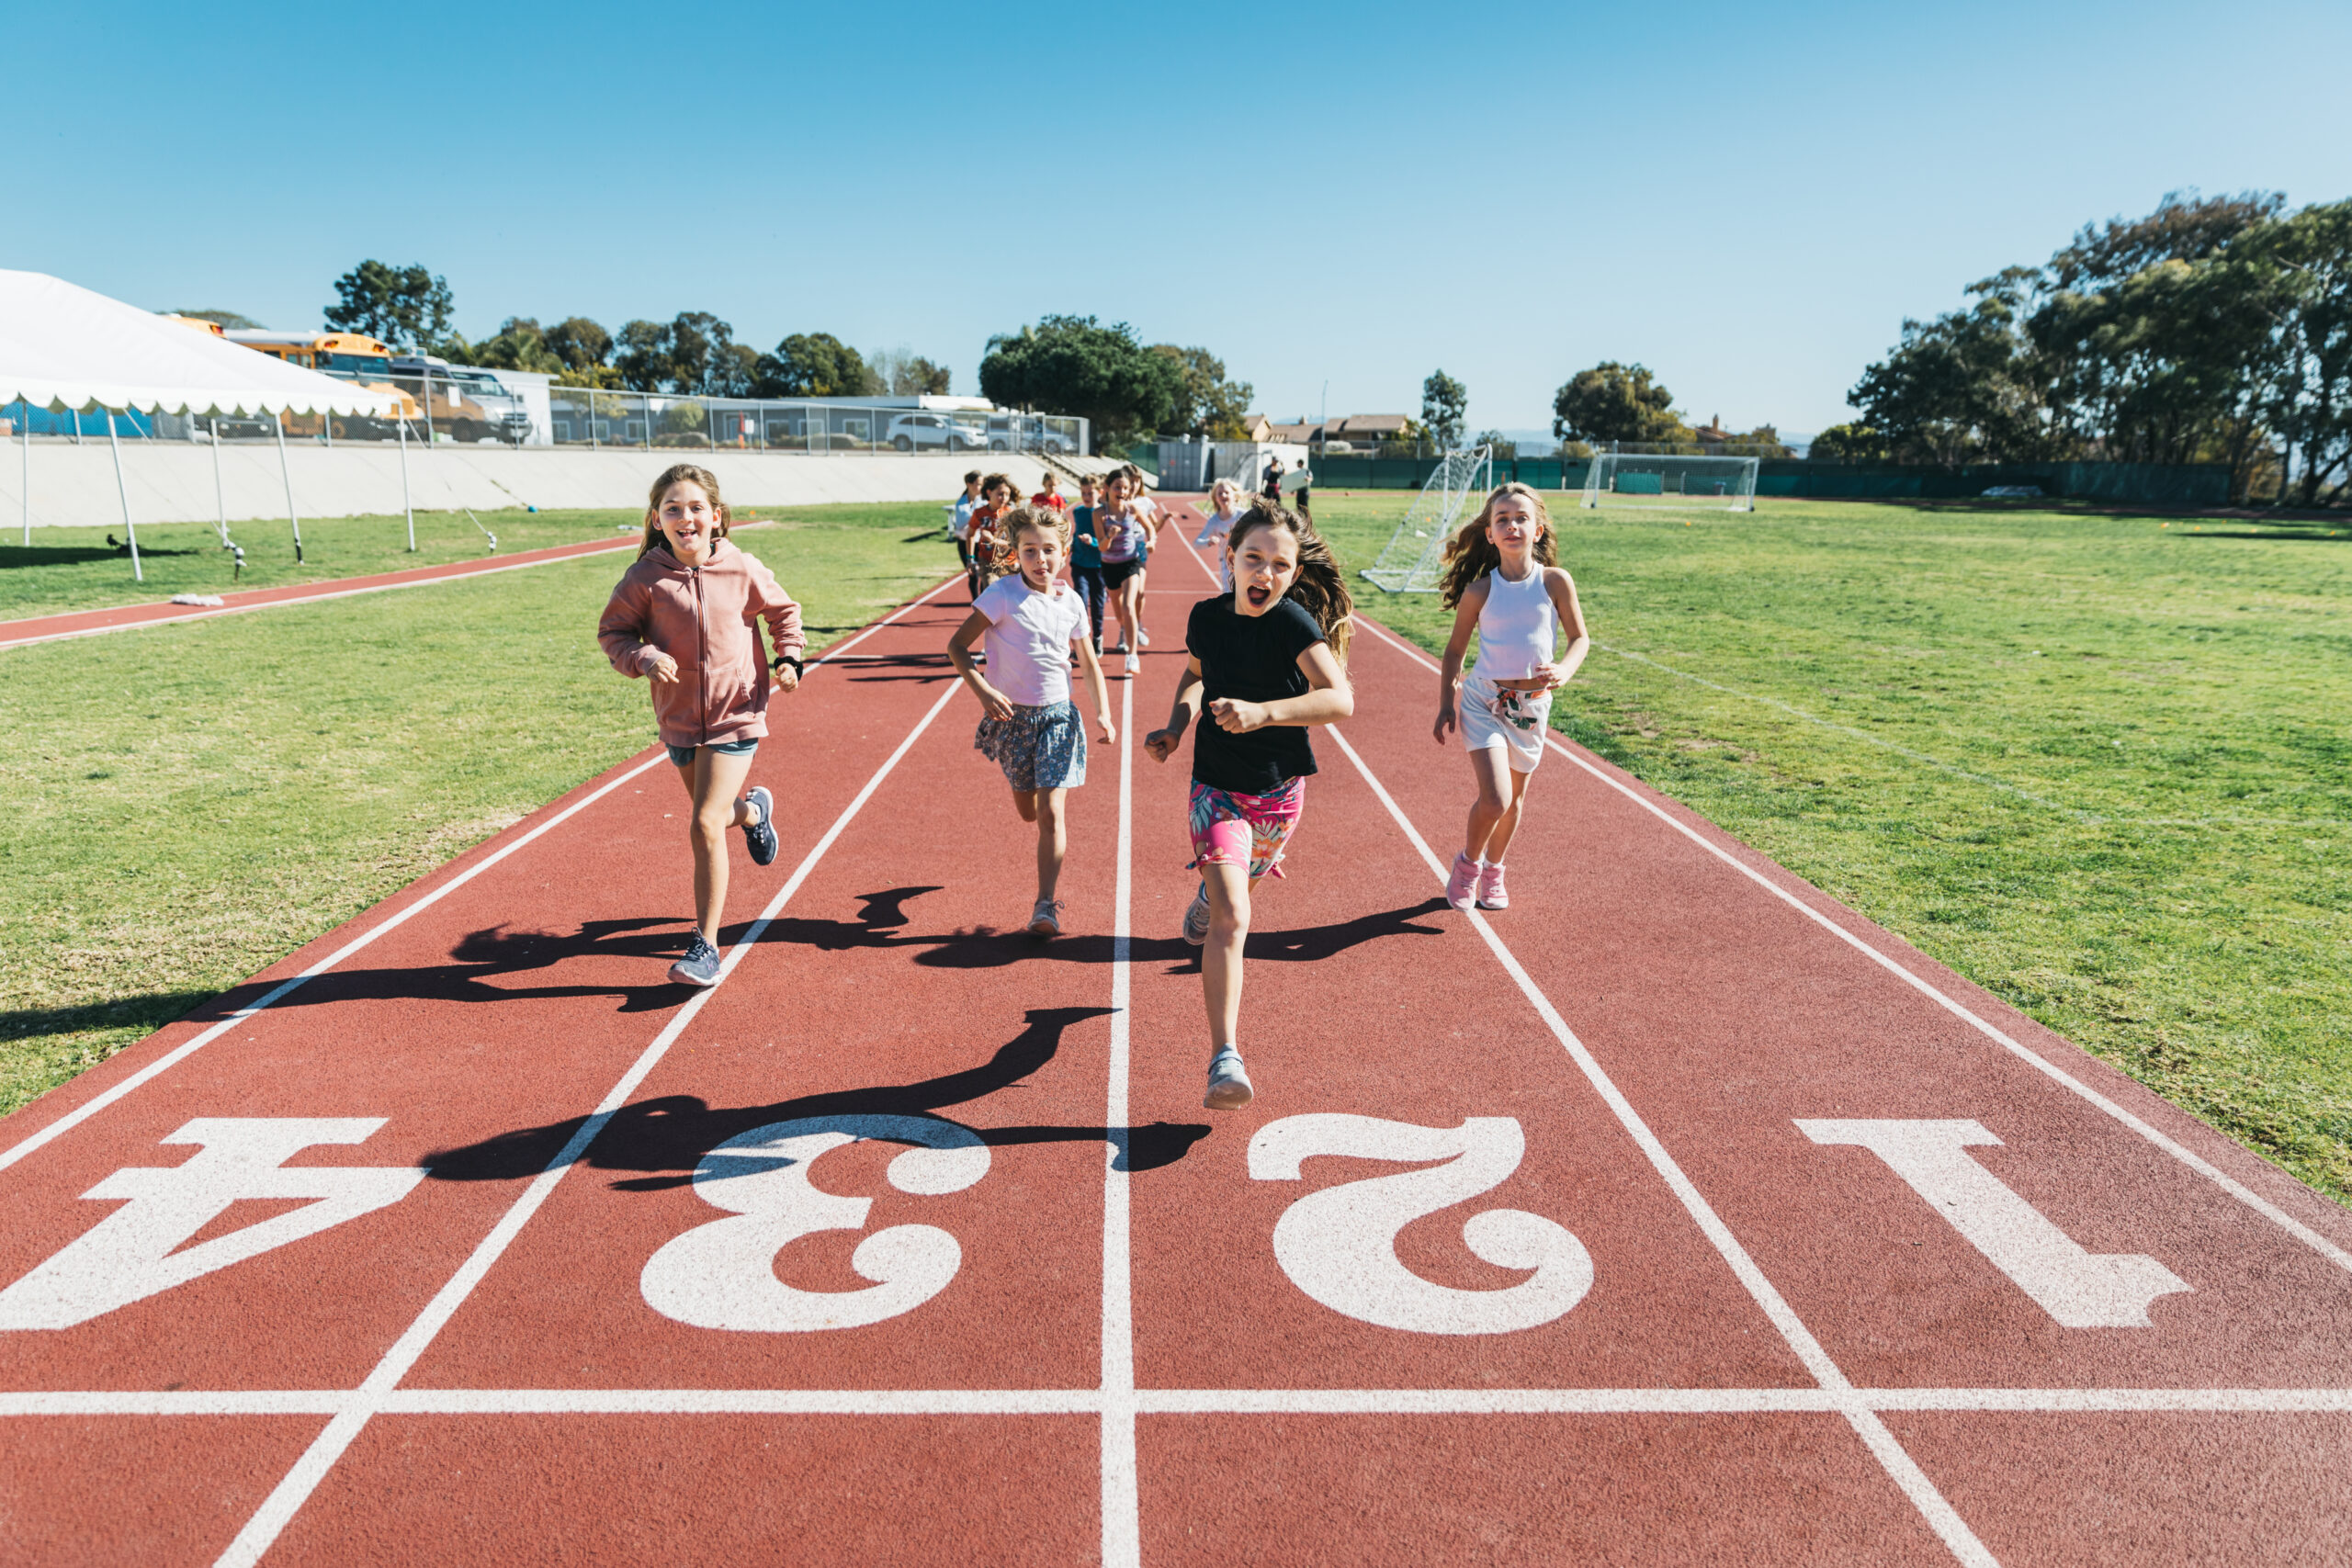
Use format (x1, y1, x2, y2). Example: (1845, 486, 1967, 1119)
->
(986, 415, 1075, 455)
(887, 412, 980, 452)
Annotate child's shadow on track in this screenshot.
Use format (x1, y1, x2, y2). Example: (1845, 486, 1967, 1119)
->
(759, 884, 1447, 973)
(903, 897, 1451, 972)
(193, 916, 705, 1021)
(420, 1004, 1213, 1189)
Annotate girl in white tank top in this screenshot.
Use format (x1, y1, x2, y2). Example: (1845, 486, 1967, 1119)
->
(1430, 484, 1590, 913)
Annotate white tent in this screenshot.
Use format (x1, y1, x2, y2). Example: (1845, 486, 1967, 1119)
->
(1, 268, 399, 577)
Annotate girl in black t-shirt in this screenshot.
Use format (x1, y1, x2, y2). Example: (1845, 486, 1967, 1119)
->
(1144, 503, 1355, 1110)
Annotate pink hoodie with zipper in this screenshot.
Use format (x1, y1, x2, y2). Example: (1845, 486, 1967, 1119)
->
(597, 538, 807, 750)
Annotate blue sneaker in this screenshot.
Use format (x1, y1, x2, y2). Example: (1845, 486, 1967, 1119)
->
(1204, 1046, 1253, 1110)
(742, 786, 777, 867)
(669, 932, 722, 987)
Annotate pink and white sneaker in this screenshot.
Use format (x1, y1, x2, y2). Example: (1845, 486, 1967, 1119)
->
(1445, 852, 1479, 911)
(1476, 862, 1509, 910)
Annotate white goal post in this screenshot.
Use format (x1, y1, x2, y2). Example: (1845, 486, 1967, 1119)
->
(1582, 450, 1759, 512)
(1361, 446, 1493, 593)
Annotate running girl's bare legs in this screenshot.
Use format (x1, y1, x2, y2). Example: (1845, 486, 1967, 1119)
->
(1012, 787, 1069, 902)
(1201, 861, 1252, 1046)
(1463, 746, 1533, 863)
(1115, 577, 1145, 655)
(677, 747, 759, 945)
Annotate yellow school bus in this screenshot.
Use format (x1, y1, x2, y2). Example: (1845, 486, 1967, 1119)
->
(221, 331, 421, 433)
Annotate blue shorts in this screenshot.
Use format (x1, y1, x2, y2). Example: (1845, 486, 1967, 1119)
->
(666, 737, 760, 768)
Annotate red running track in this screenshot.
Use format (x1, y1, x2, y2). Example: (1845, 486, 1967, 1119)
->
(1, 511, 2348, 1565)
(0, 536, 638, 651)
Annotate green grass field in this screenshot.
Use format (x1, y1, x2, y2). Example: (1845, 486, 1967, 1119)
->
(0, 503, 959, 1117)
(1312, 490, 2351, 1201)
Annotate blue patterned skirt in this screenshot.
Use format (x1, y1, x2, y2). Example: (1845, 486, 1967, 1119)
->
(976, 699, 1088, 791)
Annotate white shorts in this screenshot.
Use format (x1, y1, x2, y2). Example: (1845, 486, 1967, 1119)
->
(1459, 670, 1552, 773)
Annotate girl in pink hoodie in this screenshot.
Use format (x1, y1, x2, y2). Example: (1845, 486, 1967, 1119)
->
(598, 464, 806, 987)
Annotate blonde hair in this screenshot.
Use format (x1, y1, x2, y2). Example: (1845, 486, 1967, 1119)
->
(1000, 502, 1071, 553)
(1207, 478, 1239, 511)
(639, 462, 729, 557)
(1438, 482, 1557, 607)
(1229, 502, 1353, 663)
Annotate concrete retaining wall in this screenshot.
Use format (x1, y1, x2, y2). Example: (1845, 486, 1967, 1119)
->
(0, 444, 1063, 530)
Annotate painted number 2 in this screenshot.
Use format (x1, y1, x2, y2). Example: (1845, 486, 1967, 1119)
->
(639, 1114, 989, 1333)
(1249, 1114, 1591, 1335)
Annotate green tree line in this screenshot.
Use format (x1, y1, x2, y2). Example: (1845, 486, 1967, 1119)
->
(316, 267, 1256, 453)
(320, 261, 954, 400)
(1820, 190, 2352, 505)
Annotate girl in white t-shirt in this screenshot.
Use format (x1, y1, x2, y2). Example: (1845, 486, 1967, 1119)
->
(1192, 478, 1245, 589)
(1430, 483, 1590, 913)
(948, 505, 1117, 938)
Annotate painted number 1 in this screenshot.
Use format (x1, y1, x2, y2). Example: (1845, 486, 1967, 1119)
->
(1249, 1114, 1591, 1335)
(1799, 1118, 2190, 1327)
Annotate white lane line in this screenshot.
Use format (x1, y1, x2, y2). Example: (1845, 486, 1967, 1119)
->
(0, 541, 639, 652)
(1353, 614, 2352, 1280)
(211, 675, 965, 1568)
(1101, 672, 1140, 1568)
(1324, 722, 1992, 1568)
(14, 1385, 2346, 1419)
(0, 572, 962, 1177)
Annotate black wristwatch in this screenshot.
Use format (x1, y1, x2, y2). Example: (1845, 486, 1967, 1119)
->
(773, 653, 804, 676)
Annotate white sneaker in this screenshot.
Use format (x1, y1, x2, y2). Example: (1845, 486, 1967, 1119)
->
(1028, 898, 1063, 938)
(1182, 885, 1212, 945)
(1138, 627, 1151, 648)
(1125, 650, 1142, 676)
(1204, 1047, 1254, 1110)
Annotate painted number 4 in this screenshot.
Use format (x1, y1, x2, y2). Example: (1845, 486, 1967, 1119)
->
(1249, 1114, 1591, 1335)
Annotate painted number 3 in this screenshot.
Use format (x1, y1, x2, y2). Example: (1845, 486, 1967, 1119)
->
(1249, 1114, 1592, 1335)
(639, 1114, 989, 1333)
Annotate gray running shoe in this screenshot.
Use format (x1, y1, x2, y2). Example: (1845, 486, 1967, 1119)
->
(742, 786, 778, 867)
(1028, 897, 1064, 938)
(1182, 885, 1212, 946)
(1204, 1046, 1254, 1110)
(669, 932, 722, 987)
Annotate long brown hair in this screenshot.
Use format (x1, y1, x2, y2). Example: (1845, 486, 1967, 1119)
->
(1229, 502, 1353, 663)
(639, 462, 731, 558)
(1437, 481, 1557, 607)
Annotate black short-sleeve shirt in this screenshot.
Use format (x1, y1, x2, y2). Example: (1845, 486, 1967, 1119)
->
(1185, 593, 1328, 795)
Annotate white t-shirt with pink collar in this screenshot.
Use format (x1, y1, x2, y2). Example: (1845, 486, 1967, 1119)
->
(975, 573, 1089, 707)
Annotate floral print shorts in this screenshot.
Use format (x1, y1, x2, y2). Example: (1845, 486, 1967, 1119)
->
(1187, 776, 1306, 881)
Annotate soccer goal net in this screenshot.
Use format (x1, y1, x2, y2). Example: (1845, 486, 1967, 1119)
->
(1582, 452, 1759, 512)
(1361, 446, 1493, 592)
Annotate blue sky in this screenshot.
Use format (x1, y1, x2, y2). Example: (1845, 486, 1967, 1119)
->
(6, 0, 2347, 436)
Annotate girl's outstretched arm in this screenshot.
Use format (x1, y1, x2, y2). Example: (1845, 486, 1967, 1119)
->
(1535, 568, 1591, 690)
(1433, 580, 1487, 742)
(1210, 644, 1353, 733)
(947, 608, 1015, 720)
(1145, 659, 1206, 762)
(1074, 635, 1116, 742)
